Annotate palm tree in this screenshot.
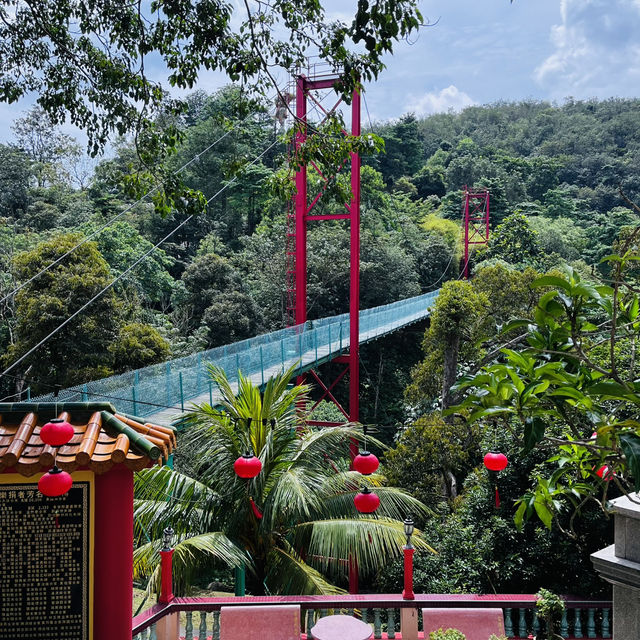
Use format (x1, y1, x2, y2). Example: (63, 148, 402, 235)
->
(134, 364, 431, 596)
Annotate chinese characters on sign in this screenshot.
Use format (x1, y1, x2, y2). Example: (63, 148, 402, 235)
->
(0, 481, 91, 640)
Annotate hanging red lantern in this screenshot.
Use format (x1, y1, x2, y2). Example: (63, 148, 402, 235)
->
(596, 465, 613, 480)
(38, 466, 73, 497)
(353, 450, 380, 475)
(40, 418, 74, 447)
(483, 451, 508, 472)
(354, 486, 380, 513)
(234, 452, 262, 479)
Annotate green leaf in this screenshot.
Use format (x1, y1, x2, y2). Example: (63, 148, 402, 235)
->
(534, 498, 553, 529)
(524, 416, 546, 452)
(500, 319, 532, 334)
(532, 275, 571, 292)
(620, 433, 640, 491)
(467, 406, 515, 422)
(514, 500, 527, 531)
(589, 381, 635, 400)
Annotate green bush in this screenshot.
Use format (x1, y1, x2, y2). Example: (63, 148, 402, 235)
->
(429, 629, 466, 640)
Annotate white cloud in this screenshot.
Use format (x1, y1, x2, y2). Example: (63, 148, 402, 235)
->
(535, 0, 640, 96)
(408, 85, 475, 116)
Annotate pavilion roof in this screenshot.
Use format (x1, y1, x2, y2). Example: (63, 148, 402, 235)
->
(0, 402, 176, 476)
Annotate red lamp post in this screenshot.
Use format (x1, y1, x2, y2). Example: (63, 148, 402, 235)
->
(159, 526, 175, 604)
(402, 516, 415, 600)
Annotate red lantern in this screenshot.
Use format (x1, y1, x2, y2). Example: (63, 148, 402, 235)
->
(234, 452, 262, 479)
(40, 418, 74, 447)
(353, 450, 380, 475)
(38, 466, 73, 497)
(354, 486, 380, 513)
(483, 451, 508, 472)
(596, 465, 613, 480)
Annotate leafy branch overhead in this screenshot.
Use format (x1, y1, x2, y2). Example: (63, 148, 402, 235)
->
(449, 236, 640, 534)
(0, 0, 423, 215)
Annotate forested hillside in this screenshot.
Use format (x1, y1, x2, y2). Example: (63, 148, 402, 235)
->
(1, 91, 638, 407)
(3, 89, 638, 597)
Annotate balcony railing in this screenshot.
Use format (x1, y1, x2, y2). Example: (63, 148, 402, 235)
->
(131, 594, 612, 639)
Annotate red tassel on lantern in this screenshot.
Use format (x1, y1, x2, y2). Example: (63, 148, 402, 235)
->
(249, 497, 263, 520)
(495, 486, 501, 509)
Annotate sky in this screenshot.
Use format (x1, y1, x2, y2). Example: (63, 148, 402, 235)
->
(2, 0, 640, 145)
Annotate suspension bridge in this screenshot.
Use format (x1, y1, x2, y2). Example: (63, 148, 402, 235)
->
(12, 68, 478, 431)
(35, 290, 438, 424)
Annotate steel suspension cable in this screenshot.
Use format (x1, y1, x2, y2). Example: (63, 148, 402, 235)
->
(0, 94, 277, 306)
(0, 138, 280, 379)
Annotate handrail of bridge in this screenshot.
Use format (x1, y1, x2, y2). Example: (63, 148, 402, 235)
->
(131, 593, 613, 639)
(34, 290, 439, 419)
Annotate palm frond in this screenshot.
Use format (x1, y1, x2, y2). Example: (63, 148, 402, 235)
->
(134, 532, 250, 597)
(134, 467, 222, 540)
(266, 542, 345, 595)
(294, 518, 435, 579)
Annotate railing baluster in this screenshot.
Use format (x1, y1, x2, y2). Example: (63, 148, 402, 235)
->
(362, 608, 368, 624)
(373, 608, 382, 639)
(199, 610, 208, 640)
(532, 610, 540, 636)
(149, 623, 157, 640)
(212, 610, 221, 640)
(574, 608, 583, 638)
(185, 611, 194, 640)
(321, 609, 328, 618)
(602, 607, 611, 638)
(587, 608, 596, 638)
(504, 608, 513, 637)
(518, 608, 527, 637)
(386, 608, 396, 639)
(306, 609, 315, 635)
(560, 608, 569, 637)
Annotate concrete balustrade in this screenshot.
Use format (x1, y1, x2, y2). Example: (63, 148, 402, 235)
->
(132, 595, 612, 640)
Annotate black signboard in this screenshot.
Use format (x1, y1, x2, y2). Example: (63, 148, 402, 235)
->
(0, 477, 92, 640)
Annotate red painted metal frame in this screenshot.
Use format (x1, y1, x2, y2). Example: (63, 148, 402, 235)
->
(292, 74, 361, 438)
(291, 74, 361, 594)
(462, 186, 490, 279)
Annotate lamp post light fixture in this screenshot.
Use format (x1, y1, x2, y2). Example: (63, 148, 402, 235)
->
(402, 516, 415, 600)
(159, 526, 175, 603)
(162, 526, 174, 552)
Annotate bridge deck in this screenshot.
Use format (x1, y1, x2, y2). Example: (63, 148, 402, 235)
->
(36, 291, 438, 424)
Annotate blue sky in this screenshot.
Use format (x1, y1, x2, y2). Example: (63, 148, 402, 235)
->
(2, 0, 640, 145)
(360, 0, 640, 121)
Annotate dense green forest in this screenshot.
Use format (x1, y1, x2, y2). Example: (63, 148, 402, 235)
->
(3, 90, 639, 596)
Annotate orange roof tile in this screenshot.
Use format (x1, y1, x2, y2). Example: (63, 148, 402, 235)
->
(0, 402, 175, 476)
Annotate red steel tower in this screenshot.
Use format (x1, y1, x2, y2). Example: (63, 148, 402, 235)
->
(462, 186, 490, 278)
(286, 70, 362, 436)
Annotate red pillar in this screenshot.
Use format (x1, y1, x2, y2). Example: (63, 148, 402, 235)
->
(159, 549, 175, 603)
(94, 466, 134, 640)
(402, 546, 415, 600)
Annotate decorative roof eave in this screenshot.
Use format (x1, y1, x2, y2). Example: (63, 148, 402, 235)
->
(0, 403, 176, 477)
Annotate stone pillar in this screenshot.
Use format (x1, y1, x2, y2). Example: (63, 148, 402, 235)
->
(591, 494, 640, 640)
